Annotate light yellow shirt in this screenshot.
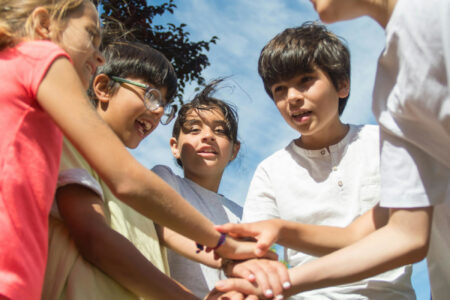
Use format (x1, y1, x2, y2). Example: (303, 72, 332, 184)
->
(42, 138, 169, 300)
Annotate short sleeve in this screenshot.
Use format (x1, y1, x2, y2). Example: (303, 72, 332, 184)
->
(50, 138, 104, 219)
(242, 164, 280, 222)
(152, 165, 181, 190)
(25, 41, 71, 100)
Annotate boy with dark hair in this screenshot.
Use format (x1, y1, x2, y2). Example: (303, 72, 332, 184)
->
(217, 22, 415, 299)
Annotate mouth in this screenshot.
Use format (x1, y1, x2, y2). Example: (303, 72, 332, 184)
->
(197, 146, 218, 156)
(135, 118, 154, 137)
(292, 110, 312, 123)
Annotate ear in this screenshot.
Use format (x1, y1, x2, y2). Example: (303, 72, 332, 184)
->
(31, 7, 52, 39)
(230, 141, 241, 161)
(93, 74, 112, 104)
(338, 80, 350, 98)
(169, 137, 181, 159)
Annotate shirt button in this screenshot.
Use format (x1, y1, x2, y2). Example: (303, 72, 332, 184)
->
(333, 167, 338, 171)
(338, 180, 343, 187)
(320, 150, 326, 155)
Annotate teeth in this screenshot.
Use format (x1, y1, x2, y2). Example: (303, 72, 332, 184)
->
(293, 111, 310, 117)
(138, 119, 152, 132)
(200, 149, 215, 153)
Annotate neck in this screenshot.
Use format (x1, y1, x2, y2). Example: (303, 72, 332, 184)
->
(296, 121, 349, 150)
(184, 171, 222, 193)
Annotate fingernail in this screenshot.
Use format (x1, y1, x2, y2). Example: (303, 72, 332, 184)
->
(265, 289, 273, 297)
(215, 281, 225, 288)
(248, 274, 256, 281)
(275, 295, 284, 300)
(283, 281, 291, 289)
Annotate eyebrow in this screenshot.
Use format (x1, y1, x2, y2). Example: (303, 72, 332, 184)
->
(183, 119, 227, 127)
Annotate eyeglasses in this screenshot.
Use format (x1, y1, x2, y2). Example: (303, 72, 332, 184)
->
(111, 76, 177, 125)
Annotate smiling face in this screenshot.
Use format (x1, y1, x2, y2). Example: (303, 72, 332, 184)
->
(95, 75, 166, 149)
(52, 2, 104, 89)
(170, 107, 239, 188)
(271, 67, 349, 148)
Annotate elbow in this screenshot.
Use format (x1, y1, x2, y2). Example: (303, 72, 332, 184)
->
(73, 227, 106, 266)
(108, 177, 138, 204)
(408, 236, 430, 264)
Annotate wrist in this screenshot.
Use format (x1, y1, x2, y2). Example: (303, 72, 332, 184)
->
(196, 233, 227, 253)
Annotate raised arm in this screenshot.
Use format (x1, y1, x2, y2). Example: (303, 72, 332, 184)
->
(36, 57, 254, 259)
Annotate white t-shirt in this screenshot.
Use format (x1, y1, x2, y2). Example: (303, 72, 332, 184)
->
(152, 165, 242, 298)
(243, 125, 415, 300)
(372, 0, 450, 298)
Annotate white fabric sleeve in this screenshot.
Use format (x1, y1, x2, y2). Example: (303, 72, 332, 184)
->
(379, 128, 450, 208)
(242, 164, 280, 222)
(50, 168, 104, 220)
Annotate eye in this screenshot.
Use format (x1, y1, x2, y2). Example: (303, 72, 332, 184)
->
(87, 28, 100, 47)
(272, 85, 286, 94)
(187, 125, 201, 133)
(214, 127, 227, 135)
(301, 76, 314, 84)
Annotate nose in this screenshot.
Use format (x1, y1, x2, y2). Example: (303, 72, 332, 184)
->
(286, 86, 303, 105)
(201, 128, 216, 142)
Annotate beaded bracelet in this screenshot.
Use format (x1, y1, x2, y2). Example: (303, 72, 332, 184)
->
(196, 233, 227, 253)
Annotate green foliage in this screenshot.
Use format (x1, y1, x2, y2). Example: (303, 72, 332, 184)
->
(95, 0, 218, 104)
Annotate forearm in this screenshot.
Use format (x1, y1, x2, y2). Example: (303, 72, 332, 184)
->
(83, 228, 198, 300)
(160, 226, 222, 269)
(276, 205, 389, 256)
(284, 207, 432, 296)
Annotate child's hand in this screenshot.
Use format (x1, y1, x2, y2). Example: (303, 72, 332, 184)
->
(204, 288, 258, 300)
(224, 259, 291, 299)
(214, 235, 278, 261)
(216, 220, 282, 257)
(215, 277, 281, 300)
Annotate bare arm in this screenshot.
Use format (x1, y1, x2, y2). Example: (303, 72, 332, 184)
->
(216, 206, 432, 297)
(36, 57, 253, 258)
(277, 204, 389, 256)
(158, 225, 222, 268)
(217, 204, 389, 257)
(57, 184, 199, 300)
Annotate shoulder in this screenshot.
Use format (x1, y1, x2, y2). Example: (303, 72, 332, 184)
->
(17, 40, 69, 60)
(151, 164, 183, 188)
(152, 164, 174, 177)
(351, 124, 380, 142)
(257, 142, 296, 169)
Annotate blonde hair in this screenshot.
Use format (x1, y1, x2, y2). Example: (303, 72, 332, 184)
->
(0, 0, 92, 50)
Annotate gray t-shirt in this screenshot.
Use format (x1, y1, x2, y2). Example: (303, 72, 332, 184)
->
(152, 165, 242, 298)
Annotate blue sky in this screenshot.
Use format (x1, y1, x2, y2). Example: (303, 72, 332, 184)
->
(131, 0, 430, 298)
